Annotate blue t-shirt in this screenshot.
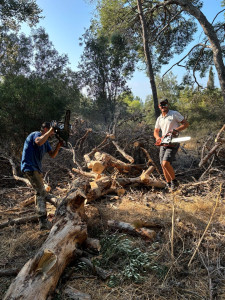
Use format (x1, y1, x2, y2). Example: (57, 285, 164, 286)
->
(21, 131, 52, 173)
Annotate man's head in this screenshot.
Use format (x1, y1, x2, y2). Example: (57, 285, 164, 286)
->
(41, 122, 51, 132)
(158, 99, 169, 114)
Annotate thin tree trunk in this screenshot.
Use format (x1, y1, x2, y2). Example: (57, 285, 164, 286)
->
(137, 0, 160, 118)
(163, 0, 225, 103)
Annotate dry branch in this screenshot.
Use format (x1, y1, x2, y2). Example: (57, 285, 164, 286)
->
(112, 140, 134, 163)
(199, 124, 225, 167)
(107, 220, 156, 240)
(0, 215, 38, 229)
(79, 257, 111, 280)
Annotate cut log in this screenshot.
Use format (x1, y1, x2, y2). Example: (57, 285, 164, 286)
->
(94, 152, 144, 174)
(140, 166, 155, 181)
(91, 161, 105, 174)
(4, 178, 88, 300)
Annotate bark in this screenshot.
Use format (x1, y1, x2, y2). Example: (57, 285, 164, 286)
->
(107, 220, 156, 240)
(4, 179, 88, 300)
(161, 0, 225, 103)
(137, 0, 160, 118)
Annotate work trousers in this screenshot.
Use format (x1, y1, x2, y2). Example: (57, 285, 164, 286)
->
(24, 171, 47, 217)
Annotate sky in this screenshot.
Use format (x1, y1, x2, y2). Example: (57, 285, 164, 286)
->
(21, 0, 224, 101)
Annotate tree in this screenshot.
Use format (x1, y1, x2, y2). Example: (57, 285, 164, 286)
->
(155, 0, 225, 103)
(78, 29, 136, 125)
(144, 72, 181, 124)
(0, 0, 42, 71)
(207, 66, 215, 90)
(0, 0, 41, 30)
(95, 0, 197, 118)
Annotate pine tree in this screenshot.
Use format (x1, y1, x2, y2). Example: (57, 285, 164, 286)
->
(207, 66, 215, 90)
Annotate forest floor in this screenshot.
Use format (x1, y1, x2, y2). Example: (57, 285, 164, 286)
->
(0, 136, 225, 300)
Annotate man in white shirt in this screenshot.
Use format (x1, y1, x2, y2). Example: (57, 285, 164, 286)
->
(154, 99, 189, 191)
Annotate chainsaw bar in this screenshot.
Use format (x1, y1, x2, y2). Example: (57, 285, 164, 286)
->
(170, 136, 191, 143)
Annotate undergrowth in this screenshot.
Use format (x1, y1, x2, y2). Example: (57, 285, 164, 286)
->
(77, 233, 168, 287)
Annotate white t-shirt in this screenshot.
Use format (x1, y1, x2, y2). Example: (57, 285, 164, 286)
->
(155, 110, 184, 136)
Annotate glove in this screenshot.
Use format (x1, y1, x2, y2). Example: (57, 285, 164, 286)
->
(50, 120, 58, 131)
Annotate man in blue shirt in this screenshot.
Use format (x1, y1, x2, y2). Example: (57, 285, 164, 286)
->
(21, 121, 63, 230)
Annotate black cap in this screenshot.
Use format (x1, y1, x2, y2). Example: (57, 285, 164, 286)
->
(41, 122, 51, 130)
(159, 99, 169, 106)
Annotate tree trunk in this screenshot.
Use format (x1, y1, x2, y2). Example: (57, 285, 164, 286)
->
(164, 0, 225, 103)
(4, 179, 88, 300)
(137, 0, 160, 118)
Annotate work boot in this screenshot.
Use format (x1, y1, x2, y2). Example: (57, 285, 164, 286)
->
(162, 182, 171, 193)
(170, 179, 179, 191)
(39, 216, 52, 230)
(35, 197, 47, 216)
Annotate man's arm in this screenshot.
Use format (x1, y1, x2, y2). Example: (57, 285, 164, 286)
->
(48, 141, 63, 158)
(35, 128, 55, 146)
(154, 128, 161, 140)
(175, 119, 189, 132)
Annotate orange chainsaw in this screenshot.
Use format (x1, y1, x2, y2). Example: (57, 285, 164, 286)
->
(155, 130, 191, 147)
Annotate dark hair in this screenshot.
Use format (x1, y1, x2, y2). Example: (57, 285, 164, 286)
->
(41, 122, 50, 131)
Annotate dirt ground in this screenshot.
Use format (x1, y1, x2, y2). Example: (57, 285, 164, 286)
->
(0, 140, 225, 300)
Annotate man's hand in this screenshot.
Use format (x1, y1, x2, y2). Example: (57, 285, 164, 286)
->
(171, 129, 179, 137)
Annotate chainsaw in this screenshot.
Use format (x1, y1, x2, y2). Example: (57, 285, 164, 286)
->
(155, 130, 191, 147)
(50, 110, 72, 146)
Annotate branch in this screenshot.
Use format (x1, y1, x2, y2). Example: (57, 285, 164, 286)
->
(162, 43, 209, 79)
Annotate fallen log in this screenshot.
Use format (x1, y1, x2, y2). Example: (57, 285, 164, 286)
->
(107, 220, 156, 240)
(4, 179, 88, 300)
(0, 215, 38, 229)
(0, 268, 20, 277)
(64, 286, 92, 300)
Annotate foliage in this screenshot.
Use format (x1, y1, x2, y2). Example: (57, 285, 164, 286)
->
(96, 1, 197, 71)
(0, 0, 42, 30)
(144, 72, 181, 124)
(78, 29, 136, 124)
(0, 28, 69, 78)
(94, 233, 152, 285)
(178, 86, 224, 134)
(0, 74, 80, 147)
